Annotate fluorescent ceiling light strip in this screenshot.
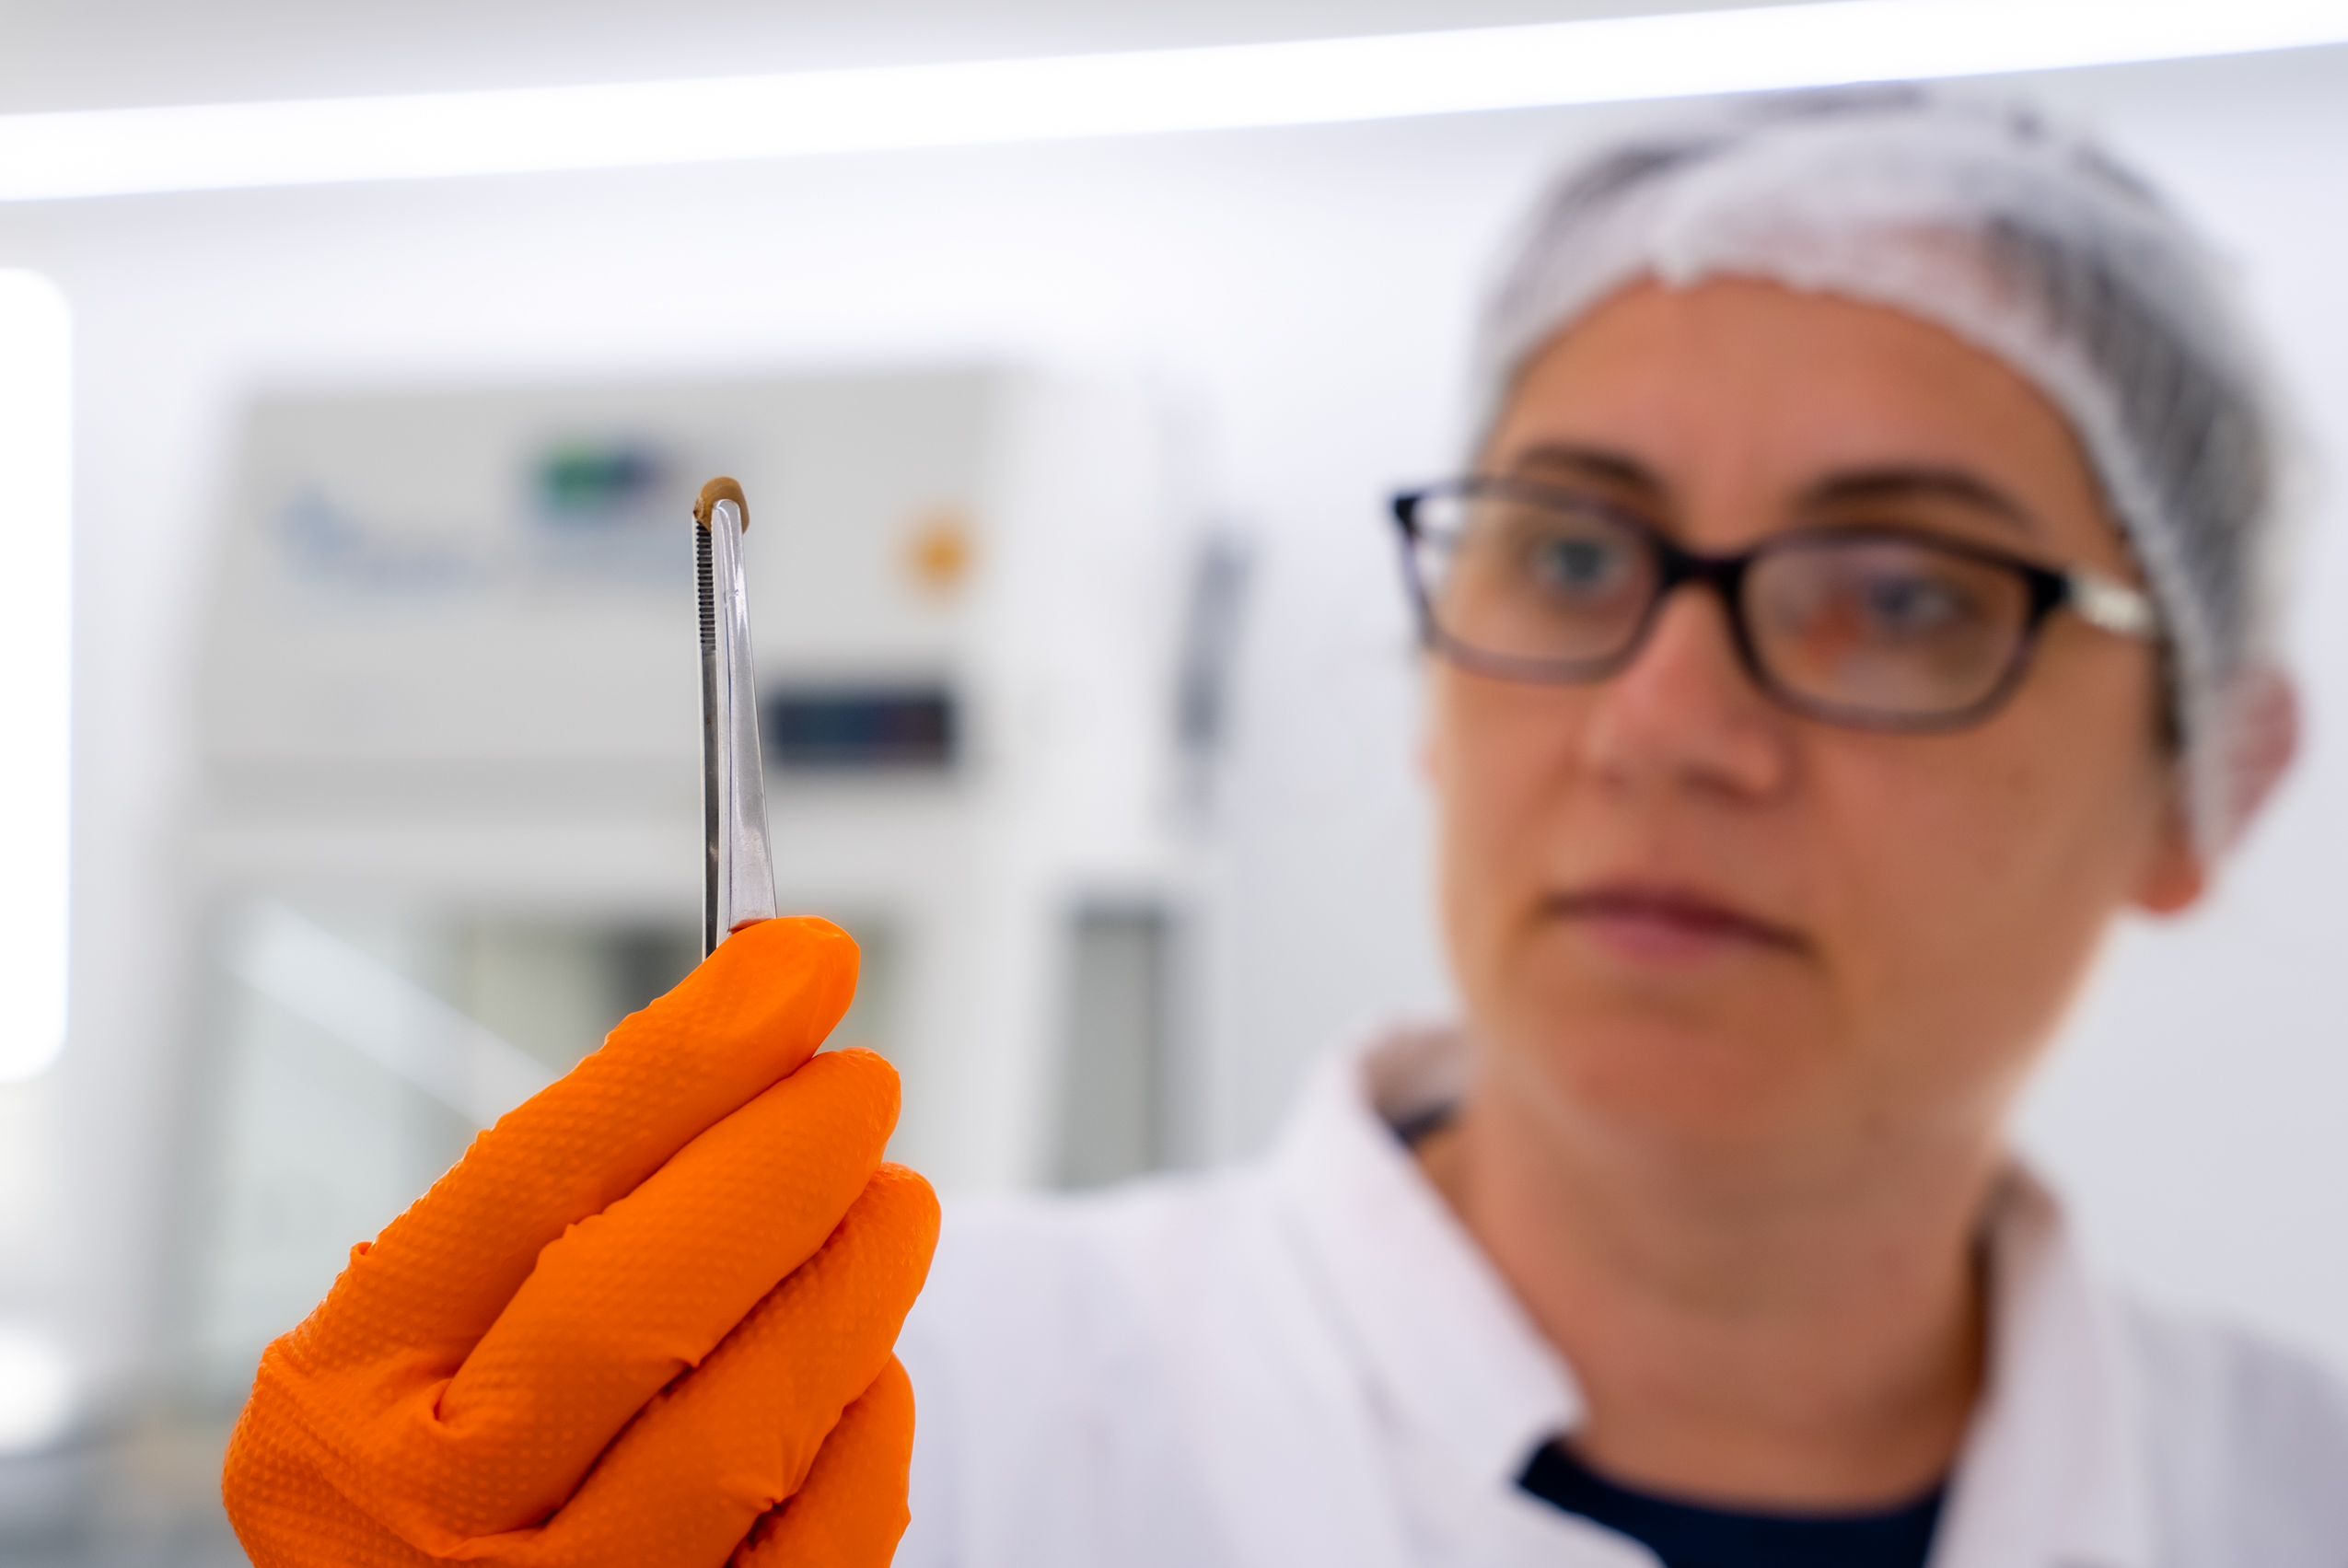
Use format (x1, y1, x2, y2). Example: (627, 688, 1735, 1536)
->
(2, 0, 2345, 201)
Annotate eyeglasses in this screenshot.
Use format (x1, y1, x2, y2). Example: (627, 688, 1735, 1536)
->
(1389, 476, 2160, 733)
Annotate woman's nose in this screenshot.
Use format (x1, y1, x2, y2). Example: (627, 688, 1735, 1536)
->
(1578, 584, 1793, 801)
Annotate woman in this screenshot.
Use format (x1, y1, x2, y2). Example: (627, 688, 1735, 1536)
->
(224, 90, 2345, 1568)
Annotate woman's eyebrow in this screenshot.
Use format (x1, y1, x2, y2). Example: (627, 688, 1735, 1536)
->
(1499, 441, 1668, 499)
(1804, 468, 2043, 540)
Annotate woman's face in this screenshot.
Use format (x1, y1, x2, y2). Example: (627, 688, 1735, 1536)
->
(1430, 277, 2203, 1170)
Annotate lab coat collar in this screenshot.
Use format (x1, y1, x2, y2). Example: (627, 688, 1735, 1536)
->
(1930, 1167, 2156, 1568)
(1268, 1026, 1584, 1489)
(1266, 1028, 2156, 1568)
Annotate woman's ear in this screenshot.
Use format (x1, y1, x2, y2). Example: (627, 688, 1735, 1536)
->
(2218, 666, 2302, 840)
(2133, 667, 2300, 916)
(2131, 796, 2205, 916)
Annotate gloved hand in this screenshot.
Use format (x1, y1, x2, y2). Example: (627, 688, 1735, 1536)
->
(221, 917, 939, 1568)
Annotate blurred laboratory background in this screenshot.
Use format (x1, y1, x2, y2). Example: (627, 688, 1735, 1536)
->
(1, 0, 2345, 1561)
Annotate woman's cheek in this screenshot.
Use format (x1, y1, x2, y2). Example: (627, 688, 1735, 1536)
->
(1817, 743, 2119, 1083)
(1437, 685, 1574, 994)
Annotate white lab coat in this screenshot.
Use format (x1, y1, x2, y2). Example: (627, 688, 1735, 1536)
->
(895, 1028, 2348, 1567)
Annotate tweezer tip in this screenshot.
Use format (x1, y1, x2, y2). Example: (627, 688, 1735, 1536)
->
(693, 475, 750, 532)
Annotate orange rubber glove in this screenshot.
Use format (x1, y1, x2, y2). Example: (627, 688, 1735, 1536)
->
(221, 917, 940, 1568)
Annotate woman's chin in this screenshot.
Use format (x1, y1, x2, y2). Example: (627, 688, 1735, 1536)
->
(1489, 998, 1852, 1164)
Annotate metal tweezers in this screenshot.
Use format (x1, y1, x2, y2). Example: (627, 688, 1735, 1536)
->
(694, 477, 778, 955)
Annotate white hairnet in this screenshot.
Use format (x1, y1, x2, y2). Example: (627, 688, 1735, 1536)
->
(1475, 87, 2287, 855)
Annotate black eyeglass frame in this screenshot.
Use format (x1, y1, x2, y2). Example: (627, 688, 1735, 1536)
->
(1389, 475, 2161, 735)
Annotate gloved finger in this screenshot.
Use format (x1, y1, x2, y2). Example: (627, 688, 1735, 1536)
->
(410, 1049, 899, 1537)
(248, 919, 859, 1551)
(731, 1356, 916, 1568)
(223, 1399, 438, 1568)
(308, 917, 859, 1360)
(228, 1373, 919, 1568)
(227, 1170, 935, 1568)
(512, 1166, 939, 1568)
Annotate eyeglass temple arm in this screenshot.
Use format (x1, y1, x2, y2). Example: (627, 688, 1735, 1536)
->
(2065, 567, 2160, 640)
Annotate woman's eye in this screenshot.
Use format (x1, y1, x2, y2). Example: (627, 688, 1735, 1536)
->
(1524, 532, 1628, 596)
(1853, 570, 1976, 636)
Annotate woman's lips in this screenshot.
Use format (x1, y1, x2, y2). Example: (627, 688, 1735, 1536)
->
(1546, 884, 1805, 965)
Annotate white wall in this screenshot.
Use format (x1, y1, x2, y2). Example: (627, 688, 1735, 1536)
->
(0, 40, 2343, 1403)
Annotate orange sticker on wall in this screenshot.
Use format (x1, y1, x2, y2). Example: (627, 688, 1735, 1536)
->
(903, 506, 975, 600)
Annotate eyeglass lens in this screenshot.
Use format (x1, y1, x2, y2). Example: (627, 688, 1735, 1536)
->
(1411, 488, 2037, 725)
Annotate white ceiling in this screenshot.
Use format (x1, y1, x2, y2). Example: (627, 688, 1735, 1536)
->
(0, 0, 1793, 115)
